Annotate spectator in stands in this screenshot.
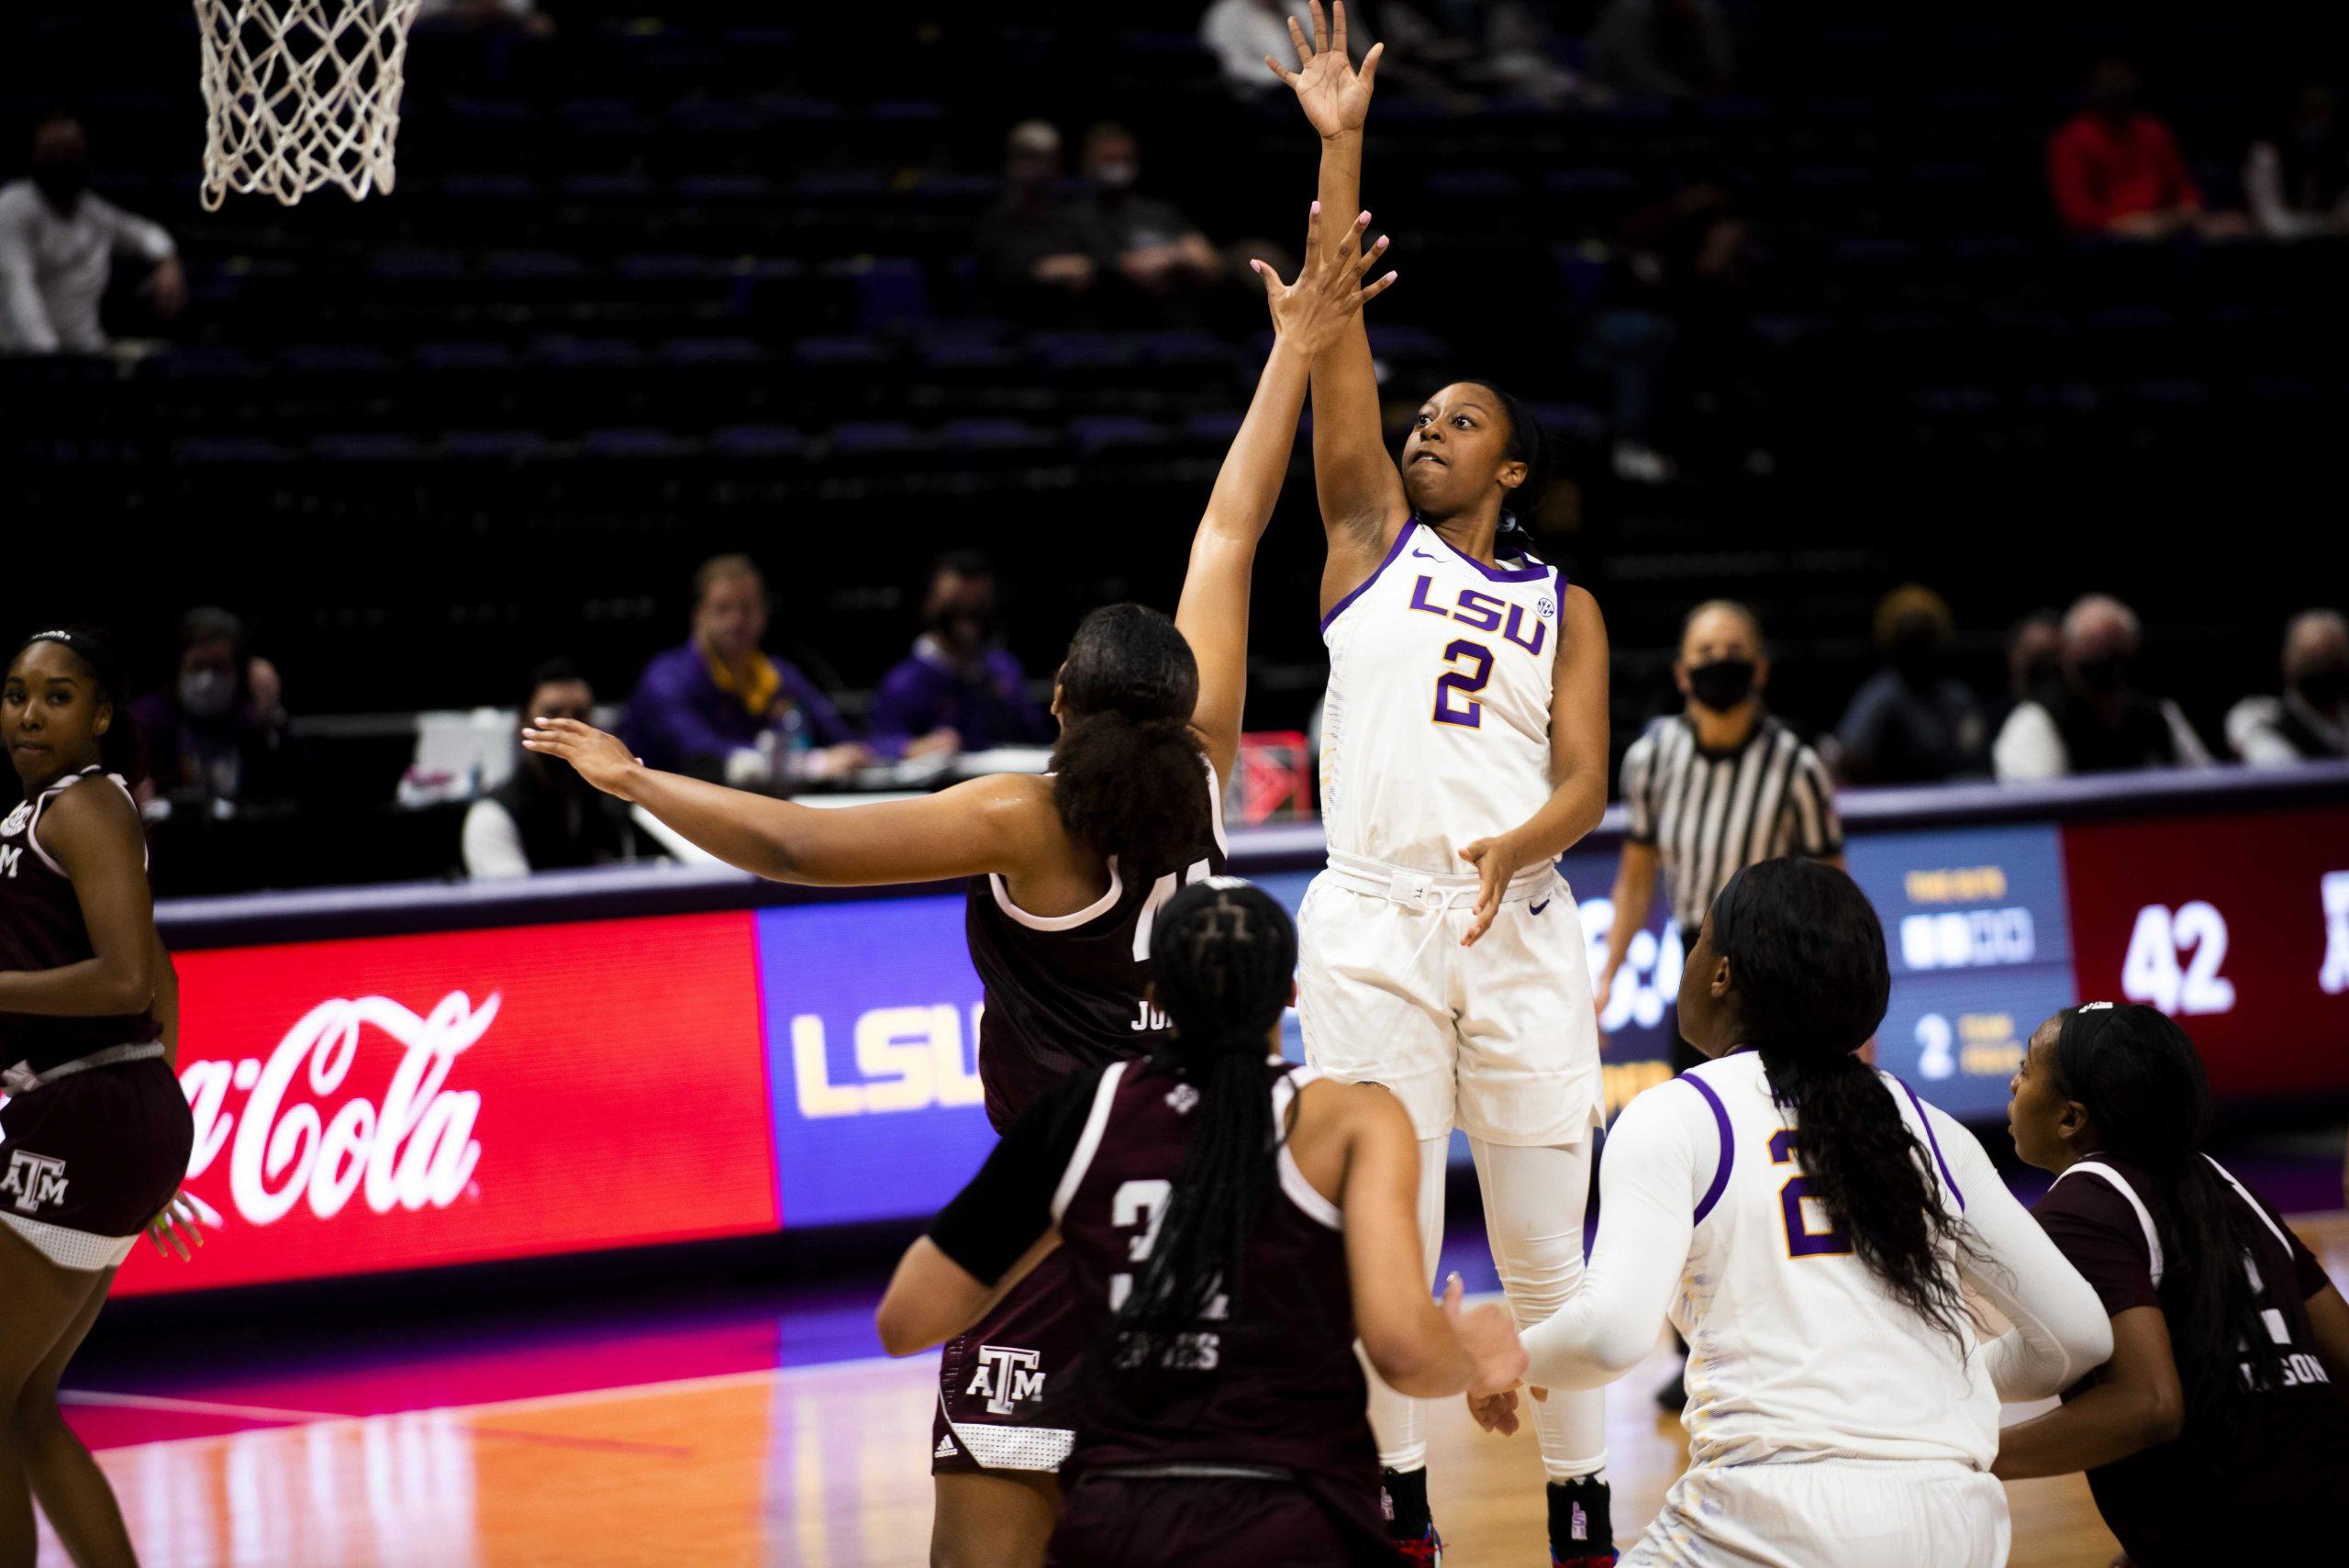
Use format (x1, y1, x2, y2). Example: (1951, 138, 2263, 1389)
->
(619, 554, 875, 787)
(2244, 87, 2349, 240)
(130, 606, 296, 810)
(414, 0, 554, 37)
(1998, 609, 2065, 728)
(0, 115, 183, 355)
(1833, 584, 1987, 785)
(464, 659, 639, 879)
(1587, 0, 1732, 105)
(2227, 609, 2349, 765)
(1200, 1, 1319, 95)
(1079, 122, 1228, 298)
(974, 121, 1114, 313)
(2047, 61, 2245, 240)
(1993, 594, 2211, 781)
(870, 552, 1051, 757)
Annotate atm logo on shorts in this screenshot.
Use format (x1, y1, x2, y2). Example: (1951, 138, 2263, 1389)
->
(0, 845, 20, 879)
(0, 1151, 68, 1214)
(967, 1344, 1046, 1415)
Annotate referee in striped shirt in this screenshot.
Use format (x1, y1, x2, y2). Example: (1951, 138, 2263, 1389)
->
(1597, 599, 1843, 1033)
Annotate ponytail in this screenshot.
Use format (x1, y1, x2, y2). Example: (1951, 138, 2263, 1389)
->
(1109, 879, 1297, 1385)
(1051, 604, 1210, 880)
(2048, 1003, 2286, 1453)
(1756, 1048, 1974, 1351)
(1711, 860, 1974, 1354)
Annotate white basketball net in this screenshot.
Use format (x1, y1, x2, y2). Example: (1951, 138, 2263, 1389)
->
(192, 0, 424, 210)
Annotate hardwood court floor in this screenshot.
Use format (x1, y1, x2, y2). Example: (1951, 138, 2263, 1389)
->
(42, 1213, 2348, 1568)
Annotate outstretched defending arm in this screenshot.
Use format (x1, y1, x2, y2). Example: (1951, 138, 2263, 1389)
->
(1266, 2, 1408, 609)
(1178, 199, 1396, 785)
(520, 717, 1046, 886)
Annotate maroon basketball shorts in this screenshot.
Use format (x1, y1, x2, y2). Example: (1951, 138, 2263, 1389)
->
(0, 1057, 194, 1271)
(1047, 1470, 1392, 1567)
(932, 1245, 1086, 1475)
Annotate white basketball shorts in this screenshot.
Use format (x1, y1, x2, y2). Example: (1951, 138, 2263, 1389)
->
(1628, 1459, 2009, 1568)
(1297, 851, 1603, 1147)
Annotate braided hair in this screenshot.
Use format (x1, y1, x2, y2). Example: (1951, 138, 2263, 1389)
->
(1110, 877, 1298, 1380)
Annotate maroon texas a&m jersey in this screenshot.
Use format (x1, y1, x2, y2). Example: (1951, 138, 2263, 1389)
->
(1051, 1059, 1375, 1487)
(962, 762, 1226, 1131)
(0, 768, 161, 1078)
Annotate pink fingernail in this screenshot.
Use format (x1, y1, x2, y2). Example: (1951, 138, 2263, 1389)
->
(1310, 199, 1321, 214)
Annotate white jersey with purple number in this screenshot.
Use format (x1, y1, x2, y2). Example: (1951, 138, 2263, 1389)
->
(1672, 1051, 1996, 1469)
(1319, 519, 1562, 875)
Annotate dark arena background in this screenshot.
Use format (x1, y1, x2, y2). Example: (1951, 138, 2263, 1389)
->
(3, 3, 2346, 1564)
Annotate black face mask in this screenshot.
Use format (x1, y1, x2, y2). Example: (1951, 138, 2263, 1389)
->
(931, 606, 997, 647)
(2075, 652, 2132, 697)
(1687, 658, 1757, 713)
(32, 153, 88, 213)
(2294, 660, 2349, 712)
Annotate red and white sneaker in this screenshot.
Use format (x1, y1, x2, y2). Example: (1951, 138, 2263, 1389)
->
(1391, 1524, 1443, 1565)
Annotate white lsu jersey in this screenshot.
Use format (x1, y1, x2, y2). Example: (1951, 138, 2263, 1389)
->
(1670, 1051, 1996, 1471)
(1319, 519, 1563, 874)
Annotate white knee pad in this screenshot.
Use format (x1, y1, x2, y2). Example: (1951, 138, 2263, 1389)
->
(1362, 1133, 1451, 1473)
(1471, 1137, 1609, 1480)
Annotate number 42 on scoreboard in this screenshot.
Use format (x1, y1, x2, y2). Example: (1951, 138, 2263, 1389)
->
(2120, 901, 2235, 1017)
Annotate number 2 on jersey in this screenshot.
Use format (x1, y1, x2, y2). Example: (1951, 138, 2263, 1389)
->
(1431, 639, 1494, 728)
(1768, 1129, 1854, 1258)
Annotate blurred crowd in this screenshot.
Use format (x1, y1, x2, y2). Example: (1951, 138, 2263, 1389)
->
(8, 6, 2348, 893)
(116, 562, 2346, 884)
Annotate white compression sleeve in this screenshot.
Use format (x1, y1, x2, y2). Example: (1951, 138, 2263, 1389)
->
(1471, 1137, 1608, 1478)
(1363, 1133, 1451, 1473)
(1520, 1086, 1699, 1393)
(1928, 1110, 2114, 1398)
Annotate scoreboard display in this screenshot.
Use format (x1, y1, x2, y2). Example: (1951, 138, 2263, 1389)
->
(2064, 805, 2349, 1101)
(1608, 801, 2349, 1120)
(1848, 825, 2079, 1118)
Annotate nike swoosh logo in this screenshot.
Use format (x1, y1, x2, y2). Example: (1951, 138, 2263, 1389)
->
(1529, 898, 1551, 916)
(1411, 550, 1438, 560)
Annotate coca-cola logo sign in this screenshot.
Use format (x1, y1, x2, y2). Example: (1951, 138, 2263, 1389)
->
(117, 912, 779, 1296)
(181, 991, 493, 1229)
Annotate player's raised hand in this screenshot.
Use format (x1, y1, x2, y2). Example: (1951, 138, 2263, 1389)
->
(1264, 0, 1383, 139)
(1252, 202, 1396, 355)
(1457, 829, 1536, 947)
(521, 717, 646, 801)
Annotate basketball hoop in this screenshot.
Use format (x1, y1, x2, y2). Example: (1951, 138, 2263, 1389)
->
(192, 0, 424, 210)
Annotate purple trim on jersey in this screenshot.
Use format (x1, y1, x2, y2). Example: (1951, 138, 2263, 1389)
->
(1426, 520, 1550, 584)
(1318, 521, 1418, 634)
(1685, 1073, 1734, 1225)
(1895, 1078, 1964, 1212)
